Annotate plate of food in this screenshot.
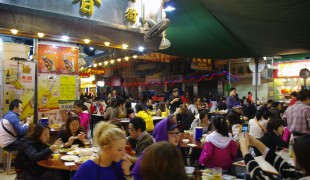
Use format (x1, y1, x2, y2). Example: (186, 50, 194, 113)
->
(75, 156, 92, 164)
(60, 148, 74, 154)
(61, 155, 79, 162)
(67, 150, 79, 155)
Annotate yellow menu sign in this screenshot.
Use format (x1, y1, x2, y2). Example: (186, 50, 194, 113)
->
(60, 75, 77, 100)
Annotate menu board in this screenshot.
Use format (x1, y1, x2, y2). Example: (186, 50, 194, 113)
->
(59, 47, 79, 75)
(60, 75, 77, 100)
(38, 44, 59, 74)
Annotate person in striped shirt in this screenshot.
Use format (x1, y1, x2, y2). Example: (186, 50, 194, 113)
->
(239, 132, 309, 179)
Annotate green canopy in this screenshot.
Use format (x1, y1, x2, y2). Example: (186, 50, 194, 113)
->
(162, 0, 310, 59)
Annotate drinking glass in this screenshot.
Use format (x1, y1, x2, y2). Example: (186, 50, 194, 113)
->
(212, 167, 222, 180)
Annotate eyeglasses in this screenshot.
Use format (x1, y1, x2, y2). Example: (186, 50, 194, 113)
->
(128, 129, 136, 133)
(168, 131, 181, 137)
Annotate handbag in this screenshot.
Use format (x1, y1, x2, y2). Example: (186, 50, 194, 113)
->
(254, 118, 266, 134)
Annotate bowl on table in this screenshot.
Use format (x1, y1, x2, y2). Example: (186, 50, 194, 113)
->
(79, 148, 94, 156)
(182, 139, 190, 144)
(185, 166, 195, 174)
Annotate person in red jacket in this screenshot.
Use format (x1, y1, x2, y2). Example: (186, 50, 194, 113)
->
(90, 97, 104, 114)
(199, 117, 237, 170)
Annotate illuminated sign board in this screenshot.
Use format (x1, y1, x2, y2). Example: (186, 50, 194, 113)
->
(274, 60, 310, 78)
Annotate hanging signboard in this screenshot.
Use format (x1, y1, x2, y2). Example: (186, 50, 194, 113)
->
(191, 58, 212, 70)
(273, 60, 310, 78)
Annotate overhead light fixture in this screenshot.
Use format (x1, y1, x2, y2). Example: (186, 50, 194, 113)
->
(84, 39, 90, 44)
(93, 63, 97, 67)
(138, 46, 144, 52)
(122, 44, 128, 49)
(117, 58, 121, 62)
(104, 61, 108, 65)
(81, 67, 84, 70)
(89, 47, 94, 50)
(10, 29, 18, 34)
(164, 6, 175, 12)
(61, 36, 69, 41)
(124, 57, 129, 61)
(104, 42, 110, 46)
(37, 32, 45, 38)
(110, 60, 115, 64)
(133, 55, 137, 58)
(99, 62, 102, 66)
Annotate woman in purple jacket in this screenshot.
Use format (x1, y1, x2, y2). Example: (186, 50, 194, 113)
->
(199, 117, 237, 170)
(131, 115, 181, 180)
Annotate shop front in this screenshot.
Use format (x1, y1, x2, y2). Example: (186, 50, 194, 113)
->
(273, 60, 310, 101)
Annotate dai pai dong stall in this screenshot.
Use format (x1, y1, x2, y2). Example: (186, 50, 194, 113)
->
(0, 0, 165, 126)
(273, 59, 310, 102)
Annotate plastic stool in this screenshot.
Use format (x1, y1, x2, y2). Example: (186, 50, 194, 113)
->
(3, 150, 17, 175)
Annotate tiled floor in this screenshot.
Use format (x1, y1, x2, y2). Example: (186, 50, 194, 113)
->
(0, 170, 16, 180)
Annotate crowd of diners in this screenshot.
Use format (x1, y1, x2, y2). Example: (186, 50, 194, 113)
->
(0, 87, 309, 180)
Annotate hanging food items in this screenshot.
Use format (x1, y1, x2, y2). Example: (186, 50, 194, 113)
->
(125, 8, 138, 23)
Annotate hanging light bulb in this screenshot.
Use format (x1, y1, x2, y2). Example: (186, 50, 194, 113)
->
(104, 61, 108, 65)
(84, 39, 90, 44)
(104, 42, 110, 46)
(133, 55, 137, 58)
(37, 32, 45, 38)
(124, 57, 129, 61)
(10, 29, 18, 34)
(99, 62, 102, 66)
(117, 58, 121, 62)
(93, 63, 97, 67)
(122, 44, 128, 49)
(110, 60, 115, 64)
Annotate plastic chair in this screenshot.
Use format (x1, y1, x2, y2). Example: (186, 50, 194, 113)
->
(3, 150, 17, 175)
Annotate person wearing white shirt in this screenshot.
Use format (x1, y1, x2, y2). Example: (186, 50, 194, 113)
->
(188, 98, 201, 116)
(248, 110, 270, 139)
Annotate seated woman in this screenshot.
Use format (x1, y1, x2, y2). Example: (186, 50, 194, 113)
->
(156, 101, 169, 117)
(72, 122, 132, 180)
(190, 110, 210, 165)
(140, 142, 188, 180)
(198, 117, 237, 170)
(111, 98, 127, 120)
(190, 110, 209, 134)
(255, 118, 288, 156)
(239, 132, 306, 179)
(15, 124, 63, 179)
(135, 103, 154, 133)
(57, 114, 86, 148)
(248, 110, 269, 139)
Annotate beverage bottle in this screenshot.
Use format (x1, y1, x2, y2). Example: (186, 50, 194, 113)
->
(192, 163, 202, 180)
(42, 55, 56, 72)
(5, 70, 10, 84)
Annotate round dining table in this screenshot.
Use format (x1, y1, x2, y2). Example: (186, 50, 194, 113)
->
(37, 154, 81, 171)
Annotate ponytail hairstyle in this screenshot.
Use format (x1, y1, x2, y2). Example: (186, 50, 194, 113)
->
(212, 117, 229, 137)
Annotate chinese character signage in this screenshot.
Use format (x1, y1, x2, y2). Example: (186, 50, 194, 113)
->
(60, 75, 77, 100)
(191, 58, 212, 70)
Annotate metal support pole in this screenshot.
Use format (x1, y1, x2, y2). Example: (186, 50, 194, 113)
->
(254, 57, 258, 107)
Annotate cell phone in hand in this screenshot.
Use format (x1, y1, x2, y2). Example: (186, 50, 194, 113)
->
(241, 123, 248, 137)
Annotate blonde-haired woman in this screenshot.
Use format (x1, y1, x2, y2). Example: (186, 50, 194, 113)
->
(72, 122, 132, 180)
